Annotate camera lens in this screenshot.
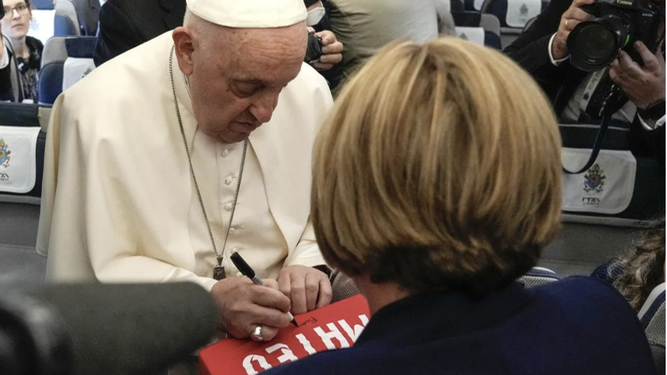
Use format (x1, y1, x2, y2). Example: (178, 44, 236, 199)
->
(575, 24, 617, 61)
(567, 15, 629, 72)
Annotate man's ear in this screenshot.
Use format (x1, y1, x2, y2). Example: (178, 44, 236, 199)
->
(172, 27, 195, 76)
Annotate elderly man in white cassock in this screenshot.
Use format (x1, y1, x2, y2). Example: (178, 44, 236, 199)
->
(36, 0, 334, 342)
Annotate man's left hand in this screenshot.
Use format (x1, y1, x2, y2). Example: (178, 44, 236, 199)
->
(278, 265, 332, 314)
(609, 41, 665, 109)
(313, 30, 343, 72)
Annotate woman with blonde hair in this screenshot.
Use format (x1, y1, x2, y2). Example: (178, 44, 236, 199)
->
(264, 38, 657, 375)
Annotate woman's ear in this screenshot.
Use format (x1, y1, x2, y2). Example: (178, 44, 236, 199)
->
(172, 27, 195, 76)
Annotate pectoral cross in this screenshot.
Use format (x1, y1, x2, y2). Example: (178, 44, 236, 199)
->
(214, 265, 226, 280)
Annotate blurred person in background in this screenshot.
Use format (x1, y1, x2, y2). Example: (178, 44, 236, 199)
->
(326, 0, 452, 80)
(0, 0, 42, 102)
(262, 37, 658, 375)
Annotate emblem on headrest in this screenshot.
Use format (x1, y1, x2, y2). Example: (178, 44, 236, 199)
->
(583, 163, 606, 193)
(0, 138, 11, 168)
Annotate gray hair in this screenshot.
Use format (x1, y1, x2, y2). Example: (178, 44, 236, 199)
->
(182, 8, 226, 53)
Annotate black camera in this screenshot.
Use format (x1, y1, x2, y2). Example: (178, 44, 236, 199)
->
(305, 32, 323, 64)
(567, 0, 661, 72)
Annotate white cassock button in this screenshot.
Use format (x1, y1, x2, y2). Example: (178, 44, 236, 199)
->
(224, 203, 233, 211)
(225, 176, 234, 185)
(229, 227, 236, 234)
(222, 149, 230, 157)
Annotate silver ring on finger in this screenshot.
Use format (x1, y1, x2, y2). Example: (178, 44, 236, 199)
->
(251, 325, 264, 341)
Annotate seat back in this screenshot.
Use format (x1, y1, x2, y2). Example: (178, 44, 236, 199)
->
(0, 102, 50, 247)
(452, 11, 502, 49)
(39, 36, 96, 104)
(0, 103, 49, 291)
(518, 267, 561, 288)
(31, 0, 55, 9)
(54, 13, 78, 36)
(638, 283, 665, 374)
(54, 0, 80, 36)
(481, 0, 547, 48)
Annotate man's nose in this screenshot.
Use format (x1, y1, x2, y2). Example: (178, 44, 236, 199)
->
(250, 92, 279, 124)
(11, 8, 20, 19)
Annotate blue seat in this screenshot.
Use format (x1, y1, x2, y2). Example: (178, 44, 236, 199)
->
(31, 0, 55, 9)
(54, 14, 78, 36)
(39, 36, 97, 104)
(54, 0, 81, 36)
(518, 267, 561, 288)
(638, 283, 665, 374)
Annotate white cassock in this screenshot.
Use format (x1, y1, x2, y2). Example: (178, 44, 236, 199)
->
(36, 32, 334, 291)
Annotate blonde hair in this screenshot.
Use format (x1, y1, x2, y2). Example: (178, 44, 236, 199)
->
(312, 38, 563, 295)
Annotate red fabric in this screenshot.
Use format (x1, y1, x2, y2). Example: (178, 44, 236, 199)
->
(199, 294, 371, 375)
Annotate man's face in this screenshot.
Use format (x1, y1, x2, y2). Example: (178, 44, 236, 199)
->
(187, 23, 307, 144)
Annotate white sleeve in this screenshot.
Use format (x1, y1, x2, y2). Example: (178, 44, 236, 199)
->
(639, 114, 666, 131)
(548, 33, 570, 66)
(0, 45, 9, 70)
(283, 219, 327, 268)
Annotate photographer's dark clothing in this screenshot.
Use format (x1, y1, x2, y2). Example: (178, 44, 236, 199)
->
(0, 36, 43, 102)
(93, 0, 185, 66)
(263, 277, 657, 375)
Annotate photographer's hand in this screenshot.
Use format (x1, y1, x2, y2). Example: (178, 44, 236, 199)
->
(609, 41, 665, 110)
(552, 0, 594, 60)
(313, 30, 343, 72)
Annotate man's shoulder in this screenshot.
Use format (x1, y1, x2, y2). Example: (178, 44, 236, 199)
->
(65, 33, 171, 104)
(523, 276, 642, 326)
(291, 63, 331, 93)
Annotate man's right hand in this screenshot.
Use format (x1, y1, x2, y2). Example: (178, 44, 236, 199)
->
(209, 277, 292, 341)
(551, 0, 594, 60)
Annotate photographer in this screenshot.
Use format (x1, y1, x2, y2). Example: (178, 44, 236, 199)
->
(504, 0, 665, 163)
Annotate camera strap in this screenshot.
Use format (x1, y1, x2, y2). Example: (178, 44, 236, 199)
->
(578, 68, 607, 117)
(562, 115, 612, 175)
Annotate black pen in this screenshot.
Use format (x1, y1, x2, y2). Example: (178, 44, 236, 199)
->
(230, 252, 299, 328)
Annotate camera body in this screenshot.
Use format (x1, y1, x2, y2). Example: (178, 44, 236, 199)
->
(567, 0, 661, 72)
(305, 32, 323, 64)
